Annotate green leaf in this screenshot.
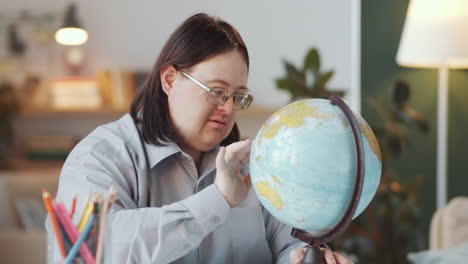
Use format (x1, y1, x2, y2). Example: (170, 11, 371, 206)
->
(276, 77, 295, 89)
(303, 48, 320, 73)
(275, 78, 295, 90)
(275, 78, 305, 99)
(313, 70, 334, 91)
(282, 60, 302, 78)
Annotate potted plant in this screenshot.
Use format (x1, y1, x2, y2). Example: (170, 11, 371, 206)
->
(275, 47, 345, 101)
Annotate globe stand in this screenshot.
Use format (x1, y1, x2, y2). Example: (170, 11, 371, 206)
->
(291, 95, 365, 264)
(301, 246, 326, 264)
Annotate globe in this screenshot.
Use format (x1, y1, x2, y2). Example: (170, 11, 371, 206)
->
(250, 98, 382, 233)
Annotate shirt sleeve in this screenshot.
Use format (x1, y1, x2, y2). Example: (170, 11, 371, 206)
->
(47, 141, 230, 264)
(262, 207, 307, 264)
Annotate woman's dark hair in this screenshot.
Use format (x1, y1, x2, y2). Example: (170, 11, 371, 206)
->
(130, 13, 249, 147)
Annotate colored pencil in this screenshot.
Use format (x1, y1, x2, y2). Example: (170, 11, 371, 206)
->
(65, 214, 95, 264)
(77, 195, 90, 227)
(86, 199, 101, 256)
(78, 198, 95, 232)
(70, 195, 77, 218)
(95, 189, 115, 264)
(55, 202, 95, 264)
(42, 190, 66, 260)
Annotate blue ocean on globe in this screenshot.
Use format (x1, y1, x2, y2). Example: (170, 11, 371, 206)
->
(249, 99, 382, 232)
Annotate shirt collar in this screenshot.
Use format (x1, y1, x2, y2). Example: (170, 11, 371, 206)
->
(123, 113, 182, 169)
(144, 140, 181, 169)
(199, 145, 219, 178)
(144, 139, 220, 174)
(125, 113, 220, 172)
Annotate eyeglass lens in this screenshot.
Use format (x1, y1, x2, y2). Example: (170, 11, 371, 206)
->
(207, 88, 252, 109)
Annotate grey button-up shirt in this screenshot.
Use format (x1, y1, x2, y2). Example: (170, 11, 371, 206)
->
(49, 114, 304, 264)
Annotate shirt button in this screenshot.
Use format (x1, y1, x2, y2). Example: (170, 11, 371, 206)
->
(213, 216, 220, 224)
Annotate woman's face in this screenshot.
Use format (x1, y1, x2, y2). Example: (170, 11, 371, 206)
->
(163, 50, 249, 153)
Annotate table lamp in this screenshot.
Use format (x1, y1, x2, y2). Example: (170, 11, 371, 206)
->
(396, 0, 468, 208)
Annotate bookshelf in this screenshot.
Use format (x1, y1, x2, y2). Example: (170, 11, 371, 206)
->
(10, 105, 278, 169)
(5, 159, 64, 170)
(15, 105, 278, 138)
(18, 108, 127, 118)
(17, 105, 277, 119)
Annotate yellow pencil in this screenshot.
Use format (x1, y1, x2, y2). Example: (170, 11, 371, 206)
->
(77, 197, 95, 232)
(76, 195, 90, 225)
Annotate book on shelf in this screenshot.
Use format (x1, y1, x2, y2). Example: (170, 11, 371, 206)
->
(50, 78, 102, 110)
(96, 69, 149, 111)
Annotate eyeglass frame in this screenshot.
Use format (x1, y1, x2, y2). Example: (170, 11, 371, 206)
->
(180, 71, 253, 110)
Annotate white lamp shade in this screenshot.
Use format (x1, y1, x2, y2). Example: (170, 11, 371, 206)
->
(55, 27, 88, 46)
(397, 0, 468, 68)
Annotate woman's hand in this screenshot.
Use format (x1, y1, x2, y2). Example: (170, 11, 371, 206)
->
(214, 139, 252, 207)
(289, 247, 353, 264)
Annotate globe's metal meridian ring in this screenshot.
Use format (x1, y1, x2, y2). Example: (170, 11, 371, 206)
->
(290, 95, 365, 247)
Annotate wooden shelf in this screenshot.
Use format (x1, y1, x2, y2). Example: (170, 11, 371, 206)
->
(239, 105, 278, 116)
(17, 108, 127, 118)
(2, 159, 64, 171)
(17, 105, 278, 118)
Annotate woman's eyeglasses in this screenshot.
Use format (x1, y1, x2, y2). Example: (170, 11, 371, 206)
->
(181, 71, 253, 110)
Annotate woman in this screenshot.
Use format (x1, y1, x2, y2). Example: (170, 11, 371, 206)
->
(51, 13, 352, 264)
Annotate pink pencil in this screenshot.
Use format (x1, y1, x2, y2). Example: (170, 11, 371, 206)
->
(54, 202, 95, 264)
(70, 195, 77, 217)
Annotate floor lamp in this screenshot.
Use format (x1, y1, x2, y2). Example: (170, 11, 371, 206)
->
(396, 0, 468, 209)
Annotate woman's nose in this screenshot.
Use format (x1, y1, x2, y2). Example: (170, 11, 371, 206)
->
(218, 96, 235, 114)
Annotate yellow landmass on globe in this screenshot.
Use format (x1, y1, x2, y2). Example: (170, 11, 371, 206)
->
(271, 175, 280, 183)
(256, 181, 283, 210)
(358, 122, 382, 162)
(258, 115, 282, 141)
(258, 100, 330, 145)
(339, 115, 382, 162)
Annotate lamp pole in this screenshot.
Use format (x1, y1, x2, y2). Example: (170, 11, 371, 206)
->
(437, 65, 448, 209)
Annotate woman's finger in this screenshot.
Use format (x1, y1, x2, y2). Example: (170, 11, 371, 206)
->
(332, 252, 353, 264)
(245, 174, 252, 188)
(224, 139, 252, 170)
(216, 146, 227, 170)
(240, 155, 250, 166)
(289, 247, 306, 264)
(321, 248, 337, 264)
(225, 139, 252, 159)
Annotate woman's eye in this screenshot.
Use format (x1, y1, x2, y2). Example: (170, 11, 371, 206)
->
(212, 88, 225, 96)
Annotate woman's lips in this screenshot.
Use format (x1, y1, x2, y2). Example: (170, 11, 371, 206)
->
(208, 119, 227, 128)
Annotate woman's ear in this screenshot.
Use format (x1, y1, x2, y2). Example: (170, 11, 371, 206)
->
(160, 65, 178, 95)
